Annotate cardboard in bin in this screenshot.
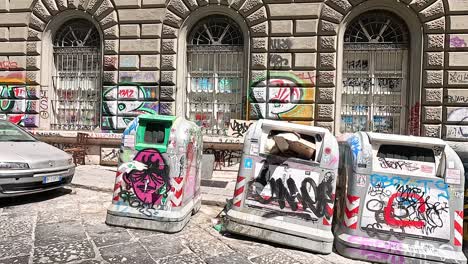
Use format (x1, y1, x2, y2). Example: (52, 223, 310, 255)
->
(272, 132, 316, 159)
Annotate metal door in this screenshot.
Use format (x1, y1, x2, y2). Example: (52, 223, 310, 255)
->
(340, 11, 409, 135)
(51, 19, 101, 131)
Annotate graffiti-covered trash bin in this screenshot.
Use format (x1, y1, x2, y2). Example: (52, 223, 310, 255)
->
(106, 114, 203, 233)
(224, 119, 339, 254)
(334, 132, 467, 264)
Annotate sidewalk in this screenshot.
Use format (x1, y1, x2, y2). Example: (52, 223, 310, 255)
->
(71, 165, 237, 206)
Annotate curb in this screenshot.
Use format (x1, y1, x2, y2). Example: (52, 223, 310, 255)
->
(70, 183, 228, 206)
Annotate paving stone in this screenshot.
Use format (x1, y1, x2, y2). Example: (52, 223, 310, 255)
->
(205, 252, 252, 264)
(157, 253, 205, 264)
(127, 227, 165, 238)
(219, 234, 275, 258)
(35, 221, 87, 247)
(100, 242, 156, 263)
(140, 234, 190, 259)
(251, 251, 303, 264)
(0, 256, 30, 264)
(85, 223, 132, 248)
(37, 205, 80, 224)
(0, 213, 33, 238)
(182, 230, 234, 259)
(33, 240, 95, 264)
(0, 234, 31, 259)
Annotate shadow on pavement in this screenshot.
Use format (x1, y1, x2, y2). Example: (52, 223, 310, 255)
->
(0, 187, 73, 208)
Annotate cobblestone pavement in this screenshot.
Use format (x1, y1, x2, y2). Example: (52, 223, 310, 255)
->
(0, 187, 367, 264)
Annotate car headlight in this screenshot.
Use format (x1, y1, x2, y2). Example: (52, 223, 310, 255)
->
(67, 158, 73, 165)
(0, 162, 29, 169)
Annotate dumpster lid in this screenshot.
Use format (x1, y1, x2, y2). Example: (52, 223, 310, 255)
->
(366, 132, 446, 147)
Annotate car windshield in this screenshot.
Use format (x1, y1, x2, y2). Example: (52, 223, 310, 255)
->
(0, 121, 37, 142)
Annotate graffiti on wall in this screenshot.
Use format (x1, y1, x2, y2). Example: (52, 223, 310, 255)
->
(448, 71, 468, 85)
(361, 174, 450, 240)
(249, 72, 316, 120)
(246, 160, 335, 222)
(227, 119, 254, 138)
(445, 108, 468, 140)
(102, 83, 163, 130)
(408, 102, 420, 136)
(450, 36, 468, 48)
(204, 148, 242, 170)
(101, 147, 119, 165)
(0, 85, 39, 127)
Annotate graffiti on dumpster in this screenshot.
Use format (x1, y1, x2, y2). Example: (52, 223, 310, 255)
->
(116, 149, 171, 216)
(246, 160, 335, 221)
(361, 174, 450, 240)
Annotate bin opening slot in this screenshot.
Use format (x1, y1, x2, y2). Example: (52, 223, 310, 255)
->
(375, 144, 439, 176)
(135, 118, 174, 153)
(144, 122, 166, 144)
(377, 145, 435, 163)
(263, 130, 318, 161)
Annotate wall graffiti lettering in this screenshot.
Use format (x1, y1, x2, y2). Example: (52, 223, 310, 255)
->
(269, 54, 289, 69)
(270, 38, 291, 50)
(227, 119, 253, 138)
(102, 83, 160, 130)
(346, 59, 369, 71)
(450, 36, 467, 48)
(204, 148, 242, 170)
(448, 71, 468, 85)
(39, 89, 49, 119)
(0, 61, 18, 70)
(447, 95, 468, 103)
(408, 102, 420, 136)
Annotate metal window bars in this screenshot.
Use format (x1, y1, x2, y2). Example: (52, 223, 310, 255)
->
(341, 11, 409, 135)
(51, 47, 101, 131)
(187, 45, 244, 136)
(51, 19, 101, 131)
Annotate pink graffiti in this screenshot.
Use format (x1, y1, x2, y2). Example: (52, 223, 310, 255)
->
(123, 149, 170, 206)
(119, 89, 135, 98)
(269, 79, 301, 104)
(450, 36, 467, 48)
(13, 87, 25, 98)
(408, 102, 420, 136)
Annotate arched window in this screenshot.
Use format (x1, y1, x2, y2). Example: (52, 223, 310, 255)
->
(340, 11, 409, 134)
(187, 15, 244, 136)
(52, 19, 101, 131)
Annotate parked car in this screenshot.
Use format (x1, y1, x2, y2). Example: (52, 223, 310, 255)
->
(0, 120, 75, 197)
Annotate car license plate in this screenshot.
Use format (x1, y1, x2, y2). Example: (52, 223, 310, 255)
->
(43, 176, 62, 184)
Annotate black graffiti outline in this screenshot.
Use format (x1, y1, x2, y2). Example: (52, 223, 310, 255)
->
(229, 120, 252, 138)
(378, 157, 419, 171)
(250, 160, 334, 218)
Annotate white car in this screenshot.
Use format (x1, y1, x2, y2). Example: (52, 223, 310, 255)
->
(0, 120, 75, 197)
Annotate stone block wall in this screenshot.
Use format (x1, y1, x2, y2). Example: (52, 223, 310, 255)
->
(0, 0, 464, 142)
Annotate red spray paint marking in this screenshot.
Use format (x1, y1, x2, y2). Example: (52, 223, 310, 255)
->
(384, 192, 425, 228)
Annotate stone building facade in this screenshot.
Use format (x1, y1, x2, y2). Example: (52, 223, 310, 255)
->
(0, 0, 467, 165)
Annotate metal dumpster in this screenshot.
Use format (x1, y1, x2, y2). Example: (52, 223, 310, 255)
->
(106, 114, 203, 232)
(335, 132, 467, 263)
(224, 119, 339, 254)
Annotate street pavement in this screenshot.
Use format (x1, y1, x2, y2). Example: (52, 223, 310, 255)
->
(0, 186, 367, 264)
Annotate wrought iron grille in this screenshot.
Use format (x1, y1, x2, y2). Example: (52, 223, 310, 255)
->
(341, 11, 409, 134)
(187, 16, 244, 136)
(51, 19, 101, 131)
